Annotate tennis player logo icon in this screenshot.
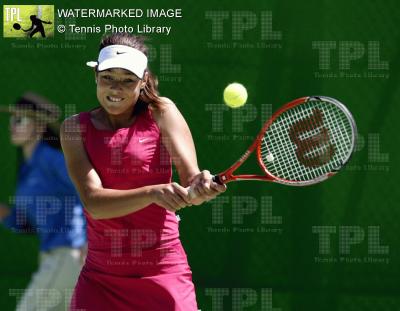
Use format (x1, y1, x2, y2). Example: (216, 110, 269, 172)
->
(3, 5, 54, 38)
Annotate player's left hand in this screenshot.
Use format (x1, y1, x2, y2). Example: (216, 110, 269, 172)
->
(188, 170, 226, 205)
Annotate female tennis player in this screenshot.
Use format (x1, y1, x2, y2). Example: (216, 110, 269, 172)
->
(0, 92, 87, 311)
(61, 32, 226, 311)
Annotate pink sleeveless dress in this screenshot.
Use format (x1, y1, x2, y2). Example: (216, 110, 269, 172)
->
(70, 109, 198, 311)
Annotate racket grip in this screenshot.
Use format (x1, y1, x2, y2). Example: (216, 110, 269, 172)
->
(212, 175, 223, 185)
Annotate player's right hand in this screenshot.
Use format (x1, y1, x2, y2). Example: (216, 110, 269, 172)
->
(187, 170, 227, 205)
(150, 182, 192, 212)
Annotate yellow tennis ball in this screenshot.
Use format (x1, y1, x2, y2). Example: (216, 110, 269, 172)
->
(223, 83, 248, 108)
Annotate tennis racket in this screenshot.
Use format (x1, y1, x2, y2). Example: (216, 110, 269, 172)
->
(190, 96, 357, 191)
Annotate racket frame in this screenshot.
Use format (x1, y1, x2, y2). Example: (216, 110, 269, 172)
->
(214, 96, 357, 186)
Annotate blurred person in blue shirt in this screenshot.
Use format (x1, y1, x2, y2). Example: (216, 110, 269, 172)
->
(0, 92, 86, 311)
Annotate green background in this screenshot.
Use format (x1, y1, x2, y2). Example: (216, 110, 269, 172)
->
(0, 0, 399, 310)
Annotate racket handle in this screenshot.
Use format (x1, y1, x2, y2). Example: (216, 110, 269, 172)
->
(212, 175, 223, 185)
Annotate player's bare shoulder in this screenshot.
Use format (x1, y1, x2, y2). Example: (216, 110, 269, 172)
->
(149, 97, 175, 113)
(159, 96, 175, 106)
(60, 114, 82, 147)
(62, 114, 80, 127)
(61, 114, 80, 133)
(149, 97, 179, 126)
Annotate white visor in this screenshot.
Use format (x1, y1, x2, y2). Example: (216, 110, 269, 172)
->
(86, 45, 148, 79)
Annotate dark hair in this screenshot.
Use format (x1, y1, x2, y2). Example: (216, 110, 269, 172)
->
(14, 92, 62, 149)
(99, 32, 164, 115)
(41, 126, 61, 149)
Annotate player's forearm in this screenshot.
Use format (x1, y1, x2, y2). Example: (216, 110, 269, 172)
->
(83, 185, 156, 220)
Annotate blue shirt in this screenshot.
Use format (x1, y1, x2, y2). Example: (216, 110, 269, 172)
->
(3, 142, 86, 251)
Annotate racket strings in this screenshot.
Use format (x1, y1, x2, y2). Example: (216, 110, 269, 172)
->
(297, 107, 337, 166)
(271, 105, 347, 180)
(265, 102, 353, 180)
(261, 100, 354, 182)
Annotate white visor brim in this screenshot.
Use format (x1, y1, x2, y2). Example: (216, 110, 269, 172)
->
(86, 45, 148, 78)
